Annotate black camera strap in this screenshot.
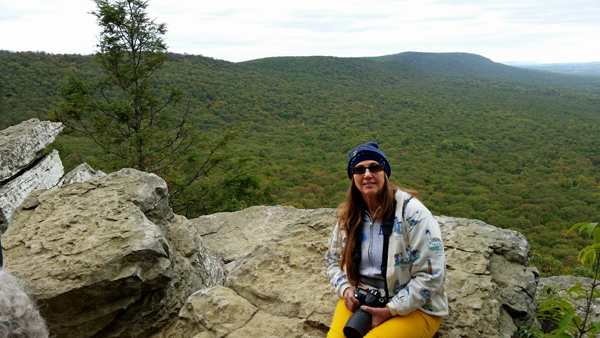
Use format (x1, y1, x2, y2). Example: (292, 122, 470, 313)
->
(352, 224, 363, 290)
(379, 200, 396, 302)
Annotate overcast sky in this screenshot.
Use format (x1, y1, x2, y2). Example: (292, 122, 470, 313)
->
(1, 0, 599, 64)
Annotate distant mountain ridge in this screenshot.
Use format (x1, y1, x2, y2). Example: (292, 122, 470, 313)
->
(364, 52, 533, 77)
(360, 52, 600, 85)
(243, 51, 600, 88)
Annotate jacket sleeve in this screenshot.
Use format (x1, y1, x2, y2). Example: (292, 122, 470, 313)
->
(387, 200, 446, 316)
(325, 220, 352, 298)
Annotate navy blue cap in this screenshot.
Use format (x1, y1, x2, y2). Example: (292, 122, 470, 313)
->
(347, 142, 391, 179)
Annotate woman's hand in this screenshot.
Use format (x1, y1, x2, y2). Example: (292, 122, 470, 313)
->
(343, 287, 360, 312)
(360, 306, 393, 328)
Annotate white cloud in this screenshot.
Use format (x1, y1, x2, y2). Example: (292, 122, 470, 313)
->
(0, 0, 99, 54)
(0, 0, 599, 63)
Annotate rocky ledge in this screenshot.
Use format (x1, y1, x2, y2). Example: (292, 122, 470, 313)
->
(157, 207, 539, 338)
(2, 165, 540, 338)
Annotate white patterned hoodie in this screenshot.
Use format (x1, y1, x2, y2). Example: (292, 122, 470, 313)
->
(325, 189, 449, 317)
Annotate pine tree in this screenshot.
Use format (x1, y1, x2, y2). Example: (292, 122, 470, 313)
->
(50, 0, 270, 216)
(51, 0, 190, 171)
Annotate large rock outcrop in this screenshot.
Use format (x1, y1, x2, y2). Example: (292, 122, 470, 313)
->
(0, 118, 64, 233)
(2, 169, 224, 338)
(157, 208, 538, 338)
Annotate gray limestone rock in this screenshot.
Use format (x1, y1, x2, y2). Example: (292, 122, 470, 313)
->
(190, 205, 314, 270)
(439, 216, 538, 337)
(156, 286, 259, 338)
(229, 310, 324, 338)
(2, 168, 223, 338)
(159, 207, 538, 338)
(0, 118, 63, 182)
(156, 208, 337, 338)
(167, 214, 224, 296)
(224, 208, 337, 328)
(0, 149, 63, 234)
(55, 163, 106, 187)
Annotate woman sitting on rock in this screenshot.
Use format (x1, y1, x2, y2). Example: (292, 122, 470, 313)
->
(325, 142, 448, 338)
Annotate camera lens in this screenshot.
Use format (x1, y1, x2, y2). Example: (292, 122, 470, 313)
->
(343, 309, 372, 338)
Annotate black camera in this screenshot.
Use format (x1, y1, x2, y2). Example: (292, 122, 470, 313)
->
(343, 288, 387, 338)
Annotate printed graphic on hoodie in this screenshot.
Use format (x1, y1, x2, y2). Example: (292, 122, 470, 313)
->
(325, 251, 340, 266)
(426, 229, 443, 254)
(419, 288, 435, 313)
(393, 285, 410, 302)
(394, 248, 421, 269)
(392, 216, 402, 235)
(393, 279, 410, 295)
(407, 210, 420, 229)
(335, 274, 347, 287)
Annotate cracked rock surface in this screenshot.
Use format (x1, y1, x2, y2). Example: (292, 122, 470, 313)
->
(439, 216, 538, 337)
(0, 118, 64, 234)
(0, 118, 63, 182)
(0, 149, 63, 233)
(189, 205, 314, 272)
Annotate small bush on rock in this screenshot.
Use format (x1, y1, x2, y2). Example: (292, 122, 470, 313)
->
(531, 222, 600, 338)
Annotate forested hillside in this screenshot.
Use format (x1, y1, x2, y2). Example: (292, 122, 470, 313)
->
(2, 50, 600, 272)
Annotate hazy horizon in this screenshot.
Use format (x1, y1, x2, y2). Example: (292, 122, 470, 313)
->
(1, 0, 599, 64)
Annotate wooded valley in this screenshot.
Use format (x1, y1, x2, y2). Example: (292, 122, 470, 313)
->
(2, 50, 600, 274)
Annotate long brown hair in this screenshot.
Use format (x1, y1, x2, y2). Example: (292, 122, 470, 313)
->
(336, 176, 420, 284)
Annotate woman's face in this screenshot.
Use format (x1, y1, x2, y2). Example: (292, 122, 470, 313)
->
(353, 160, 385, 200)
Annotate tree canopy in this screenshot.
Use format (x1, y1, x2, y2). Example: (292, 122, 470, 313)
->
(2, 49, 600, 270)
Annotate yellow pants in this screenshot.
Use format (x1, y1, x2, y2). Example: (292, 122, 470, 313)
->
(327, 299, 441, 338)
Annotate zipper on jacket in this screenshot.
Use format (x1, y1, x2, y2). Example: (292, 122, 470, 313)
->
(362, 211, 372, 273)
(368, 206, 381, 276)
(368, 218, 373, 266)
(366, 211, 375, 276)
